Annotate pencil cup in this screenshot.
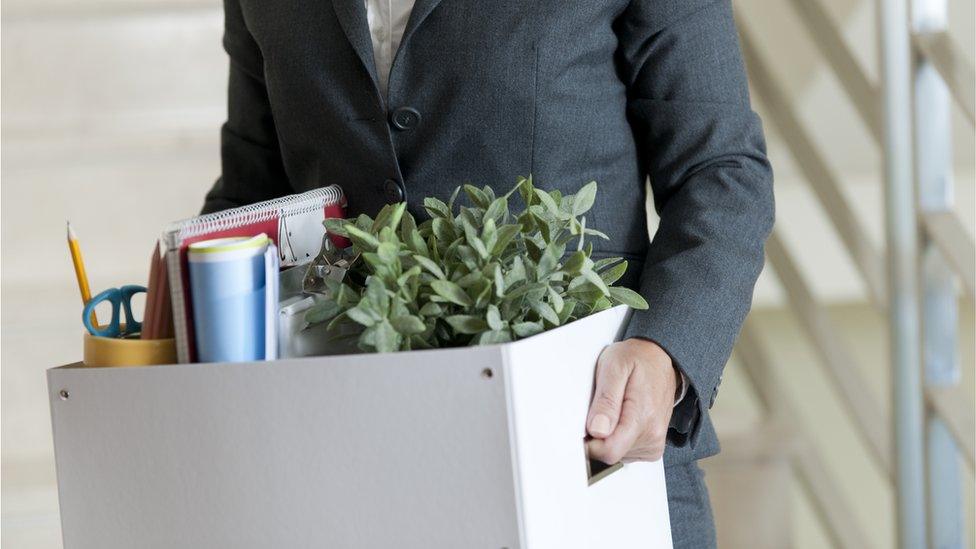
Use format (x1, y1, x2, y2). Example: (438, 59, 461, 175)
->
(83, 327, 177, 367)
(188, 235, 269, 363)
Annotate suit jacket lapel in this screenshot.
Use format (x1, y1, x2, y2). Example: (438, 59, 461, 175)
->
(398, 0, 446, 52)
(331, 0, 379, 86)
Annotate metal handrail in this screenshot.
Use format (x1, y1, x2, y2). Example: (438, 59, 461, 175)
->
(926, 385, 976, 468)
(913, 31, 976, 124)
(922, 211, 976, 297)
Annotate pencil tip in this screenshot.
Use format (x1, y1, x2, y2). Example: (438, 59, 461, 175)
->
(66, 221, 77, 240)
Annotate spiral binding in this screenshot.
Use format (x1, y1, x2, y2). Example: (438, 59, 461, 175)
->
(164, 185, 344, 245)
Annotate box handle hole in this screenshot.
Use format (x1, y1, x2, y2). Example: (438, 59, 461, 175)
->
(584, 438, 623, 486)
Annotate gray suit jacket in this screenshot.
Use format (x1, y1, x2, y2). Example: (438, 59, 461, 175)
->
(204, 0, 775, 466)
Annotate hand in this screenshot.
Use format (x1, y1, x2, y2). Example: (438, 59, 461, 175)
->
(585, 338, 678, 463)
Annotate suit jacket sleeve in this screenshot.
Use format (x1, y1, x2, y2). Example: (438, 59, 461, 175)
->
(615, 0, 775, 447)
(202, 0, 294, 214)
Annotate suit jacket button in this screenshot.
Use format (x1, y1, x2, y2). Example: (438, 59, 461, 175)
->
(383, 179, 405, 203)
(390, 107, 421, 131)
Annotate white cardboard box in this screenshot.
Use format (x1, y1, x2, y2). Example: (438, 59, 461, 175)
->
(48, 305, 672, 549)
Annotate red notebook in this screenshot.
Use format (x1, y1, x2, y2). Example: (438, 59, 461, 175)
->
(163, 186, 347, 363)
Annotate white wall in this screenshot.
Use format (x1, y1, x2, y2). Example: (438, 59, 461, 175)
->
(2, 0, 974, 547)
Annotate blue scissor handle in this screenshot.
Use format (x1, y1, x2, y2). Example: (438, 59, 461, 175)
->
(83, 285, 147, 338)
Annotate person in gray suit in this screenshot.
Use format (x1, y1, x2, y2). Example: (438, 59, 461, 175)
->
(203, 1, 774, 546)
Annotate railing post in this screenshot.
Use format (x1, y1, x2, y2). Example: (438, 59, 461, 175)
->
(877, 0, 927, 547)
(912, 0, 964, 545)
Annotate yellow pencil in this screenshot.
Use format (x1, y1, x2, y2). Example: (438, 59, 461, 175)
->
(67, 221, 98, 326)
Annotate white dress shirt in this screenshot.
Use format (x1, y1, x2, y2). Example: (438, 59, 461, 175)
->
(364, 0, 416, 99)
(362, 0, 688, 407)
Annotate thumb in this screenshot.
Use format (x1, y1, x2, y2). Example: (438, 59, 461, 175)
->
(586, 351, 631, 439)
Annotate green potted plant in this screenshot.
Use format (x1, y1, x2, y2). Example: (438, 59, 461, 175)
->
(306, 177, 647, 352)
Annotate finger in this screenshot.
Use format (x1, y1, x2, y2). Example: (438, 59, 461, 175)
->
(587, 389, 645, 464)
(586, 351, 631, 439)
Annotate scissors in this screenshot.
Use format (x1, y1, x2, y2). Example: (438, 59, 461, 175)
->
(82, 285, 147, 338)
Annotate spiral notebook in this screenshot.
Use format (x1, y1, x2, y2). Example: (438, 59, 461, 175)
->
(163, 186, 347, 363)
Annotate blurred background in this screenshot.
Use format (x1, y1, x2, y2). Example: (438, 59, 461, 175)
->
(2, 0, 973, 547)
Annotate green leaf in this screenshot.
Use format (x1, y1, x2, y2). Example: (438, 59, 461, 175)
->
(346, 305, 378, 327)
(305, 300, 341, 324)
(455, 271, 483, 288)
(344, 224, 380, 251)
(463, 220, 489, 259)
(476, 330, 512, 345)
(474, 282, 492, 309)
(547, 286, 564, 314)
(558, 297, 578, 324)
(456, 246, 480, 271)
(486, 305, 504, 331)
(334, 283, 358, 307)
(396, 266, 421, 288)
(401, 213, 429, 255)
(376, 241, 398, 264)
(354, 213, 374, 230)
(572, 181, 598, 215)
(430, 280, 473, 307)
(504, 256, 527, 287)
(372, 202, 407, 233)
(567, 274, 589, 292)
(482, 185, 496, 203)
(431, 217, 455, 241)
(323, 217, 349, 237)
(463, 184, 490, 208)
(593, 257, 624, 271)
(505, 281, 547, 302)
(524, 237, 543, 263)
(493, 263, 505, 297)
(391, 315, 426, 335)
(582, 268, 611, 296)
(446, 315, 489, 334)
(599, 260, 628, 285)
(533, 188, 560, 215)
(562, 250, 587, 274)
(377, 226, 397, 244)
(537, 242, 562, 278)
(459, 207, 481, 229)
(491, 224, 521, 255)
(424, 197, 451, 219)
(372, 320, 401, 352)
(575, 216, 587, 251)
(583, 228, 610, 240)
(517, 176, 535, 207)
(609, 286, 649, 310)
(591, 296, 612, 313)
(413, 255, 446, 279)
(447, 185, 462, 212)
(364, 277, 390, 315)
(532, 301, 560, 325)
(481, 217, 498, 251)
(483, 196, 508, 224)
(419, 302, 443, 316)
(512, 321, 543, 338)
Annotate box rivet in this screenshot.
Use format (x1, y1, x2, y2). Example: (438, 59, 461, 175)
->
(59, 389, 70, 400)
(481, 368, 493, 380)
